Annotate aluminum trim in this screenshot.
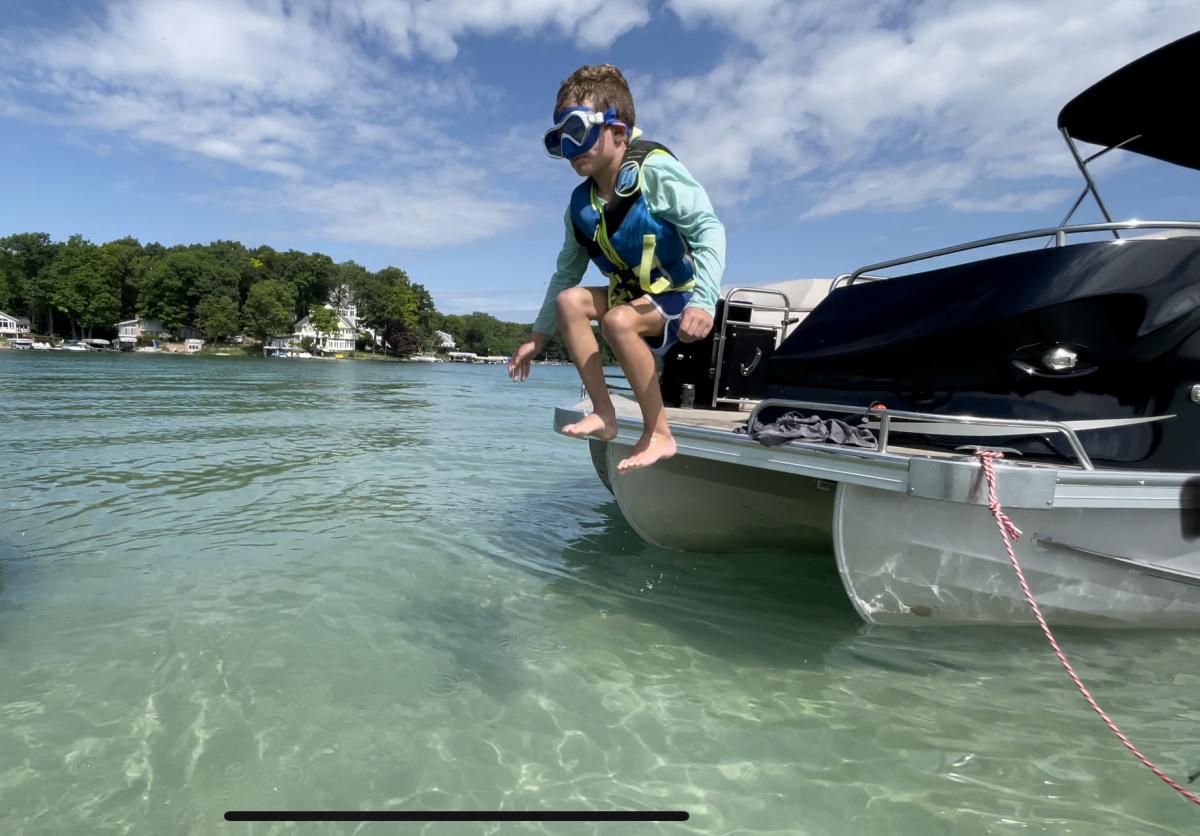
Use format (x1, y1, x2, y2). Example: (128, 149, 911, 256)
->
(555, 399, 1200, 509)
(1032, 535, 1200, 587)
(844, 220, 1200, 284)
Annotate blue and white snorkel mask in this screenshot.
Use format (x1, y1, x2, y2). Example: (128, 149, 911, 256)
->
(543, 106, 624, 159)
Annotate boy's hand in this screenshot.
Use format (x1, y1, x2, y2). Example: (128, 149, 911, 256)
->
(508, 336, 544, 382)
(678, 307, 714, 343)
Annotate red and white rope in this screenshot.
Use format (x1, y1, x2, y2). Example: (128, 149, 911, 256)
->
(976, 450, 1200, 806)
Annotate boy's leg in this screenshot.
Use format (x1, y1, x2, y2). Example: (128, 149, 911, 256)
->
(600, 298, 675, 472)
(557, 286, 618, 441)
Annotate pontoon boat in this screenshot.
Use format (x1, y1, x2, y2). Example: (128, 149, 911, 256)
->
(554, 31, 1200, 628)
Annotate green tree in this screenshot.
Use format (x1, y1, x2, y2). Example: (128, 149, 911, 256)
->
(308, 305, 341, 345)
(0, 231, 566, 360)
(243, 279, 296, 339)
(254, 248, 336, 319)
(195, 293, 241, 341)
(336, 260, 372, 318)
(410, 282, 436, 332)
(99, 237, 144, 319)
(369, 267, 417, 331)
(139, 248, 238, 332)
(45, 235, 121, 339)
(0, 257, 13, 313)
(449, 311, 527, 356)
(206, 240, 257, 307)
(349, 269, 388, 332)
(0, 232, 59, 333)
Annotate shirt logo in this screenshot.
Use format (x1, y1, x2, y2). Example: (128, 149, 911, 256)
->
(615, 161, 640, 197)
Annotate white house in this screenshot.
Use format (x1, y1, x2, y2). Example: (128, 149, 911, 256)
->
(0, 311, 31, 339)
(332, 288, 359, 331)
(114, 316, 167, 347)
(294, 306, 355, 353)
(185, 338, 204, 353)
(331, 285, 381, 347)
(434, 330, 456, 353)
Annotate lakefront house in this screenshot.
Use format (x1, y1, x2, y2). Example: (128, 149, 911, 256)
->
(114, 316, 167, 348)
(293, 305, 356, 354)
(0, 311, 31, 339)
(434, 330, 456, 354)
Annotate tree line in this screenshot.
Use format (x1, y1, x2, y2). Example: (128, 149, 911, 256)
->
(0, 232, 574, 359)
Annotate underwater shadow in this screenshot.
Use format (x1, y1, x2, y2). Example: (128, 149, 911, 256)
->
(500, 485, 868, 670)
(493, 483, 1167, 681)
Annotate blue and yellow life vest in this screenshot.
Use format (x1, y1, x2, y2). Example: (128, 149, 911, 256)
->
(569, 139, 696, 308)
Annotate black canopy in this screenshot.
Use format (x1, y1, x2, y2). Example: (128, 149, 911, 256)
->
(1057, 30, 1200, 170)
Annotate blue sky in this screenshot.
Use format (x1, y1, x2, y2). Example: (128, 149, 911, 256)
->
(1, 0, 1198, 323)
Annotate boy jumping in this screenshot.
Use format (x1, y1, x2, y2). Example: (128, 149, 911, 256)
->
(508, 64, 725, 473)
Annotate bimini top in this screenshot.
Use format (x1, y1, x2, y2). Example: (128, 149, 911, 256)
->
(1057, 30, 1200, 170)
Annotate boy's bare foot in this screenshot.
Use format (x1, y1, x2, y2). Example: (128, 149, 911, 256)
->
(562, 412, 618, 441)
(616, 430, 676, 473)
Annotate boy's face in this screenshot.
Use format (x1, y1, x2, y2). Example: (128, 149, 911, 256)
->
(564, 99, 627, 179)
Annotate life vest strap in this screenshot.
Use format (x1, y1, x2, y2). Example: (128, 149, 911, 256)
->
(637, 234, 671, 294)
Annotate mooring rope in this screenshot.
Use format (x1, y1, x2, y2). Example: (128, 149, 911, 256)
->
(975, 450, 1200, 806)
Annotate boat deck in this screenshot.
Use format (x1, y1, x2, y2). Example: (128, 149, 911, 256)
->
(592, 394, 963, 459)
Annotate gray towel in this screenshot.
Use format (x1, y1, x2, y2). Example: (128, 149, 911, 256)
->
(737, 410, 878, 448)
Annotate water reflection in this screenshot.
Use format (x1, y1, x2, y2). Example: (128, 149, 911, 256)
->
(487, 482, 864, 670)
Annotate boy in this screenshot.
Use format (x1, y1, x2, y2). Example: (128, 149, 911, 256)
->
(507, 64, 725, 473)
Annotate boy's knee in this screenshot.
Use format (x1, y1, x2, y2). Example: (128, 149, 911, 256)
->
(601, 305, 636, 339)
(556, 286, 590, 316)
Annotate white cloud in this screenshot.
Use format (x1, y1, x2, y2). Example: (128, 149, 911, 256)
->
(803, 161, 1074, 218)
(285, 174, 533, 248)
(0, 0, 653, 248)
(1, 0, 1194, 252)
(345, 0, 651, 59)
(29, 0, 349, 100)
(651, 0, 1197, 216)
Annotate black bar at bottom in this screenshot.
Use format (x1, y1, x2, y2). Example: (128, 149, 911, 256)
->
(224, 810, 689, 822)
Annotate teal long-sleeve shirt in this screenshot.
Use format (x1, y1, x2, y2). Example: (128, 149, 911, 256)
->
(532, 152, 726, 336)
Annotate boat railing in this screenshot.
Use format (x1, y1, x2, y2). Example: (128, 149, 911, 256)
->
(833, 220, 1200, 288)
(710, 287, 794, 408)
(747, 398, 1096, 470)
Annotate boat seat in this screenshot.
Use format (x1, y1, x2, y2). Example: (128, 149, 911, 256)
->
(727, 278, 833, 338)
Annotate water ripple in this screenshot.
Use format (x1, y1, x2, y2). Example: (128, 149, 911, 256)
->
(1, 353, 1198, 835)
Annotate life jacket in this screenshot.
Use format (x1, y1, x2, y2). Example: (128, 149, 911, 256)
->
(568, 138, 697, 308)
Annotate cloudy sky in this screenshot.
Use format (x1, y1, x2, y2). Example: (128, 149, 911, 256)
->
(1, 0, 1197, 321)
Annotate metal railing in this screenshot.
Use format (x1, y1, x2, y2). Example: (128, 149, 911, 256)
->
(832, 220, 1200, 289)
(747, 398, 1096, 470)
(710, 287, 794, 407)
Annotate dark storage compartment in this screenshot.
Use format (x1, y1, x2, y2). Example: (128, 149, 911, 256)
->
(659, 295, 782, 408)
(716, 324, 776, 402)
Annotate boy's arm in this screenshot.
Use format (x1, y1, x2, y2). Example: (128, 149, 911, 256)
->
(531, 207, 591, 339)
(641, 154, 726, 320)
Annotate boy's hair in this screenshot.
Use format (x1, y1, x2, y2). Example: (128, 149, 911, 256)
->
(555, 64, 635, 129)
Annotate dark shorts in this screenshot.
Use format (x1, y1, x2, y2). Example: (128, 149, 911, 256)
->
(642, 290, 694, 357)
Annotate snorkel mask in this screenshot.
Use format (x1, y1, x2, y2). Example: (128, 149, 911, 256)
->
(543, 106, 625, 160)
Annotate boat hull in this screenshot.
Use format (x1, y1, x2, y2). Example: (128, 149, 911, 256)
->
(601, 439, 835, 554)
(565, 395, 1200, 627)
(833, 483, 1200, 628)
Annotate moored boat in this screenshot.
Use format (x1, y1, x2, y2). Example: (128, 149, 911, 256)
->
(554, 31, 1200, 628)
